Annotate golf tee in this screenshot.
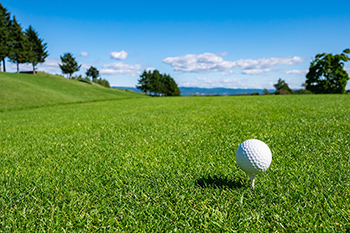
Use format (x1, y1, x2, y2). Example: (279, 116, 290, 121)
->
(249, 174, 256, 190)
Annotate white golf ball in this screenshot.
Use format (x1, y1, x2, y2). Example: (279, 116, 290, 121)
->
(235, 139, 272, 175)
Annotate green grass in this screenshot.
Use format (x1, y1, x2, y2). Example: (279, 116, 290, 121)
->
(0, 72, 146, 111)
(1, 94, 350, 231)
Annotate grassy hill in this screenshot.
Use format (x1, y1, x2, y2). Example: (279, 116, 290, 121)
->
(0, 72, 147, 111)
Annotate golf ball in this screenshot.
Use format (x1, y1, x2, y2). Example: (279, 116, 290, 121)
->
(235, 139, 272, 175)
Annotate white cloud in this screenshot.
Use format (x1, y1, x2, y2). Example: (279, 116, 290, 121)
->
(5, 58, 61, 74)
(81, 63, 91, 70)
(242, 68, 272, 75)
(7, 63, 32, 72)
(163, 53, 305, 73)
(222, 70, 234, 76)
(285, 69, 308, 75)
(178, 77, 239, 88)
(37, 58, 61, 73)
(110, 50, 128, 60)
(146, 67, 156, 72)
(100, 62, 142, 76)
(81, 51, 88, 57)
(163, 53, 235, 73)
(235, 56, 304, 69)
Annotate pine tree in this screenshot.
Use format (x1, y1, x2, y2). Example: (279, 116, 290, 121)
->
(8, 16, 29, 73)
(162, 74, 180, 96)
(25, 25, 48, 75)
(136, 69, 180, 96)
(150, 70, 162, 95)
(0, 3, 11, 72)
(137, 70, 152, 94)
(59, 52, 81, 79)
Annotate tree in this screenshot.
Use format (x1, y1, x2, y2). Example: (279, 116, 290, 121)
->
(59, 52, 81, 79)
(274, 78, 294, 94)
(137, 70, 152, 94)
(25, 25, 48, 75)
(136, 69, 180, 96)
(86, 66, 99, 82)
(8, 16, 29, 73)
(162, 74, 180, 96)
(150, 70, 162, 95)
(305, 49, 350, 94)
(0, 3, 11, 72)
(263, 89, 270, 95)
(96, 78, 110, 88)
(294, 83, 311, 94)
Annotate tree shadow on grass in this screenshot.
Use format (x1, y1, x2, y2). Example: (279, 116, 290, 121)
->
(195, 175, 245, 189)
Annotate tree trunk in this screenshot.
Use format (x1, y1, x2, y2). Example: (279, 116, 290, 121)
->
(32, 62, 36, 75)
(17, 62, 19, 73)
(2, 58, 5, 72)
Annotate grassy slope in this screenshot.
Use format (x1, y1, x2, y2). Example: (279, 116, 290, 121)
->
(0, 72, 146, 111)
(0, 94, 349, 231)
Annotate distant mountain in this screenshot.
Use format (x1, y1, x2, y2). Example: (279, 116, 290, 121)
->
(113, 86, 141, 93)
(178, 87, 274, 96)
(112, 86, 275, 96)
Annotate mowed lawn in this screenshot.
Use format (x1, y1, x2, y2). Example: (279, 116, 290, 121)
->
(0, 95, 349, 231)
(0, 72, 146, 111)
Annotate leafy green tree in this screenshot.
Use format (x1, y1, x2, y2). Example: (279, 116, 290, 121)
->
(86, 66, 99, 82)
(25, 25, 48, 75)
(0, 3, 11, 72)
(263, 89, 270, 95)
(274, 78, 294, 94)
(59, 52, 81, 79)
(306, 49, 350, 94)
(8, 16, 29, 73)
(136, 69, 180, 96)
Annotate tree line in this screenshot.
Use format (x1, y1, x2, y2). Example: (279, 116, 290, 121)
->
(137, 70, 180, 96)
(0, 3, 48, 74)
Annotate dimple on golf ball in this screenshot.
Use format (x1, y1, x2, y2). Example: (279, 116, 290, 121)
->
(235, 139, 272, 175)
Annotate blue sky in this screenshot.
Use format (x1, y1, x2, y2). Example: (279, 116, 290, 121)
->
(3, 0, 350, 89)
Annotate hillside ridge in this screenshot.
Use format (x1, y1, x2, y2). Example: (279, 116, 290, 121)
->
(0, 72, 146, 111)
